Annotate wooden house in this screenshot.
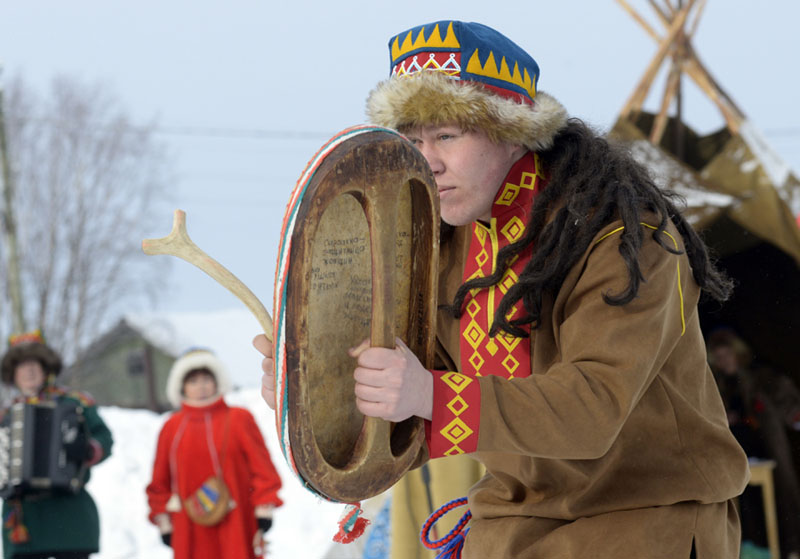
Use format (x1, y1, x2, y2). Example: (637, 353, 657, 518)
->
(63, 318, 177, 412)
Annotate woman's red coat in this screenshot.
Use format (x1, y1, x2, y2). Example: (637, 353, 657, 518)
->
(147, 398, 282, 559)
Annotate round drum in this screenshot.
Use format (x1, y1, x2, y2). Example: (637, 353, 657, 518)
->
(274, 126, 440, 502)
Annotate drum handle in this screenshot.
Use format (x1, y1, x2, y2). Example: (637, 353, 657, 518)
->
(142, 209, 273, 342)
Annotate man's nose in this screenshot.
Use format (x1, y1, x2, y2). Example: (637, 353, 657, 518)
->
(418, 145, 444, 175)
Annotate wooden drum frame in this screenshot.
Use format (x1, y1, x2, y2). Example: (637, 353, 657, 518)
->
(144, 126, 439, 504)
(278, 127, 440, 502)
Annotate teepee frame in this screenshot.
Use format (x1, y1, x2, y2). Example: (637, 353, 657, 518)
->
(615, 0, 746, 144)
(612, 1, 800, 428)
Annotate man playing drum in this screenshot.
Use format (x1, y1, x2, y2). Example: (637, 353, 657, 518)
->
(255, 20, 748, 559)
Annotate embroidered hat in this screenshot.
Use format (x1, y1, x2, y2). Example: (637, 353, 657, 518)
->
(165, 347, 232, 408)
(366, 20, 568, 151)
(1, 330, 63, 385)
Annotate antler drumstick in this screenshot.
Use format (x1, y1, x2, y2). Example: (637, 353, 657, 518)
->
(142, 209, 273, 342)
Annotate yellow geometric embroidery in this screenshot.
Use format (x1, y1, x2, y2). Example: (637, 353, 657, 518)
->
(464, 320, 486, 350)
(476, 246, 490, 268)
(485, 338, 498, 356)
(465, 49, 536, 100)
(467, 268, 485, 298)
(501, 216, 525, 243)
(498, 268, 519, 295)
(474, 225, 488, 245)
(519, 171, 537, 190)
(497, 332, 522, 353)
(439, 371, 476, 454)
(496, 181, 520, 206)
(467, 265, 485, 281)
(505, 304, 520, 320)
(441, 371, 473, 393)
(446, 395, 469, 416)
(502, 354, 520, 377)
(468, 351, 485, 372)
(497, 167, 539, 207)
(466, 298, 481, 318)
(442, 417, 474, 446)
(391, 22, 461, 63)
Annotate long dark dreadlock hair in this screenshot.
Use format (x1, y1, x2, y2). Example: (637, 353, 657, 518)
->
(447, 118, 733, 338)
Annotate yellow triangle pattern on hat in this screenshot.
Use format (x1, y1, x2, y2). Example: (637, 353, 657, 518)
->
(465, 49, 536, 100)
(391, 22, 461, 62)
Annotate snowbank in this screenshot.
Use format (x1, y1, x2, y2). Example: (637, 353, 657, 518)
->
(87, 388, 345, 559)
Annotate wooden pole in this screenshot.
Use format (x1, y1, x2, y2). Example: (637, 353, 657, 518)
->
(619, 0, 746, 134)
(673, 0, 686, 160)
(649, 0, 672, 20)
(686, 0, 707, 38)
(618, 0, 695, 120)
(617, 0, 661, 42)
(650, 57, 682, 145)
(683, 48, 746, 132)
(0, 69, 27, 335)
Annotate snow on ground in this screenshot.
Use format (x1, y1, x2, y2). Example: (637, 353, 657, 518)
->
(2, 309, 387, 558)
(88, 388, 348, 559)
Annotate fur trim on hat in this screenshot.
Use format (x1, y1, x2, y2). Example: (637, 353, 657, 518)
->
(165, 349, 232, 408)
(366, 71, 568, 151)
(1, 342, 62, 385)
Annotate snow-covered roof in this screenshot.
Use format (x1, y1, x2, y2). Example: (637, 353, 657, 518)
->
(627, 139, 735, 225)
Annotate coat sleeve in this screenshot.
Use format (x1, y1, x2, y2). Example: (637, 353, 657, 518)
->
(473, 223, 691, 459)
(146, 419, 175, 523)
(83, 404, 113, 464)
(234, 409, 283, 508)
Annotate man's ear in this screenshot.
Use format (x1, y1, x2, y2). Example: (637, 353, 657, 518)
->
(504, 143, 528, 169)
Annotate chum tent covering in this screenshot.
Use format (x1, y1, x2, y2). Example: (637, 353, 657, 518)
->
(610, 113, 800, 382)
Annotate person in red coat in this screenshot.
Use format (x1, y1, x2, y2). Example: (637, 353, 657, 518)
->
(147, 348, 282, 559)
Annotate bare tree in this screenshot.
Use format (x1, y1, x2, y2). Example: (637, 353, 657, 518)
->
(0, 70, 26, 335)
(0, 74, 172, 361)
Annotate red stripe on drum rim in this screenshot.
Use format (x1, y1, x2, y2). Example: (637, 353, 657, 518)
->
(271, 124, 406, 502)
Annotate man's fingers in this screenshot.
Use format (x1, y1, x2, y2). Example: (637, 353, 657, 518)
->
(252, 333, 273, 358)
(354, 380, 392, 403)
(261, 356, 275, 375)
(355, 347, 406, 371)
(355, 397, 391, 420)
(353, 365, 399, 389)
(261, 367, 277, 410)
(348, 338, 371, 358)
(261, 384, 276, 410)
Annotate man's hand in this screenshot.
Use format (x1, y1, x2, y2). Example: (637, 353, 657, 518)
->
(253, 334, 276, 410)
(350, 337, 433, 422)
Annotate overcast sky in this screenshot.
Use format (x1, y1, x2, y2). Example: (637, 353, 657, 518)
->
(2, 1, 798, 323)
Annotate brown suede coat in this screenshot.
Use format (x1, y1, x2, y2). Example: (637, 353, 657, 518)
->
(432, 219, 750, 559)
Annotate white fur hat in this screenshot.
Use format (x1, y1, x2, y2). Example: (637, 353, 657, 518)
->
(165, 348, 232, 408)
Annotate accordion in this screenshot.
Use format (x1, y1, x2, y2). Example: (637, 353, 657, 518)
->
(0, 399, 89, 498)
